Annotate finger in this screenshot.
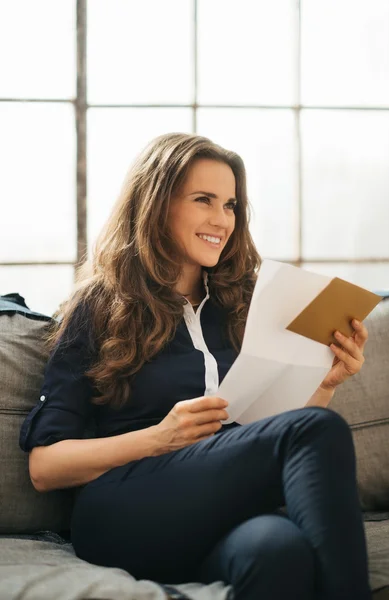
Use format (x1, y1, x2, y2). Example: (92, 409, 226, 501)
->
(194, 421, 222, 439)
(334, 331, 364, 361)
(194, 409, 229, 425)
(351, 319, 368, 350)
(187, 396, 228, 412)
(330, 343, 363, 372)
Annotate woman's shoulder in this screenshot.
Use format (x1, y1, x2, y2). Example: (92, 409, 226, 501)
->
(56, 298, 97, 356)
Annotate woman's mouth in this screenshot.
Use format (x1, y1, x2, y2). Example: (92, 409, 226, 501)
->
(196, 233, 222, 249)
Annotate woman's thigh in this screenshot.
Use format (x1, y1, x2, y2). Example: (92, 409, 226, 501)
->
(70, 407, 346, 584)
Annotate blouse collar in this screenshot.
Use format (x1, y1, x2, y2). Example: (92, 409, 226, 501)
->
(182, 270, 210, 310)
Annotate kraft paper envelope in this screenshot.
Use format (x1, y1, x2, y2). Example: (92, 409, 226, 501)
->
(286, 277, 382, 347)
(218, 259, 383, 425)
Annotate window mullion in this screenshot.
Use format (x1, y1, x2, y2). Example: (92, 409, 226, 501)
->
(76, 0, 87, 271)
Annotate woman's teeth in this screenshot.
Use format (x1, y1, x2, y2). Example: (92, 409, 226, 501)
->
(197, 234, 221, 245)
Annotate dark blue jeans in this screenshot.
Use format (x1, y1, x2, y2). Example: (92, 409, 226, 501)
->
(71, 407, 371, 600)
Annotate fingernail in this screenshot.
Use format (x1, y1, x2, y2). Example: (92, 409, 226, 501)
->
(353, 319, 360, 326)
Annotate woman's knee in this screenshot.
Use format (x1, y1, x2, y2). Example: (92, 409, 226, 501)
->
(234, 515, 315, 598)
(199, 515, 315, 599)
(302, 407, 353, 447)
(248, 515, 315, 575)
(287, 407, 356, 477)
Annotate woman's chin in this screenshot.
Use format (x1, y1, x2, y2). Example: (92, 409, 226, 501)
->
(199, 257, 220, 267)
(184, 251, 222, 268)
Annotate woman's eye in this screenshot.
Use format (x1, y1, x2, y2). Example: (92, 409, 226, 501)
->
(195, 196, 236, 211)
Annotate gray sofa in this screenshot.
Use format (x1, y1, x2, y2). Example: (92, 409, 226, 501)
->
(0, 292, 388, 599)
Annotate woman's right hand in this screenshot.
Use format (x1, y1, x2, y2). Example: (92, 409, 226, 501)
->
(153, 396, 229, 455)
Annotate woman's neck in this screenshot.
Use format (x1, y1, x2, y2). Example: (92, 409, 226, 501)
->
(175, 266, 204, 305)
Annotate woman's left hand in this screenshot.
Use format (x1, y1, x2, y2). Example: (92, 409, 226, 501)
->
(320, 319, 369, 391)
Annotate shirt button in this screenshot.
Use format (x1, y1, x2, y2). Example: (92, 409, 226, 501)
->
(40, 395, 46, 402)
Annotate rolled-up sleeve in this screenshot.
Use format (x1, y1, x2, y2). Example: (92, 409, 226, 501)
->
(19, 304, 97, 452)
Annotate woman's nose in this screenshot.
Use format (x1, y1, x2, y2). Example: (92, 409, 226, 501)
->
(208, 206, 229, 228)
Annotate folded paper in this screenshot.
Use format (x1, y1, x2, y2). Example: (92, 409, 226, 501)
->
(218, 259, 382, 425)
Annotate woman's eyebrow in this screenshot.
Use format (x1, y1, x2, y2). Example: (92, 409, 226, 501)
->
(189, 190, 237, 202)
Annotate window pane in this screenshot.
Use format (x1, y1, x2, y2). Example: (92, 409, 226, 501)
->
(198, 0, 297, 105)
(301, 0, 389, 106)
(301, 262, 389, 295)
(87, 108, 192, 247)
(0, 265, 75, 316)
(197, 109, 298, 260)
(87, 0, 193, 104)
(301, 110, 389, 260)
(0, 103, 76, 262)
(0, 0, 76, 99)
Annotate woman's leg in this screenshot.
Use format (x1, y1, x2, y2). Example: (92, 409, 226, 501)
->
(196, 514, 315, 600)
(71, 407, 371, 599)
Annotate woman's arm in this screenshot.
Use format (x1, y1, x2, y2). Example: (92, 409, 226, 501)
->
(305, 384, 336, 409)
(30, 395, 229, 492)
(29, 425, 161, 492)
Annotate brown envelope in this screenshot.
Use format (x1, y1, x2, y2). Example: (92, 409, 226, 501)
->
(286, 277, 383, 346)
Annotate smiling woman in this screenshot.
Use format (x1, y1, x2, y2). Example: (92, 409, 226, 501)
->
(20, 132, 372, 600)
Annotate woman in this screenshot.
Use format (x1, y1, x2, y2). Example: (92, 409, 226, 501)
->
(20, 132, 371, 600)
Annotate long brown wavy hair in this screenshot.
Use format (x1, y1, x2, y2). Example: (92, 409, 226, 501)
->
(46, 132, 262, 408)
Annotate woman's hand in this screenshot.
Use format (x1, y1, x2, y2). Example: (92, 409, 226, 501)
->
(320, 319, 369, 391)
(154, 396, 229, 455)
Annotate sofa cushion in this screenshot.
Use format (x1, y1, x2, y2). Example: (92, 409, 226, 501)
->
(330, 296, 389, 511)
(365, 518, 389, 592)
(0, 294, 73, 534)
(0, 534, 231, 600)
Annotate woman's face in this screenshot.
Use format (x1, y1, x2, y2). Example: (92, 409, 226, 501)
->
(169, 159, 237, 268)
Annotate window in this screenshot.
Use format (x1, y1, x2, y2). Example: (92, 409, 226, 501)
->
(1, 0, 388, 315)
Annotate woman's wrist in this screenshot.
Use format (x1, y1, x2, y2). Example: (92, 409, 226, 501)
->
(147, 424, 166, 457)
(305, 384, 336, 408)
